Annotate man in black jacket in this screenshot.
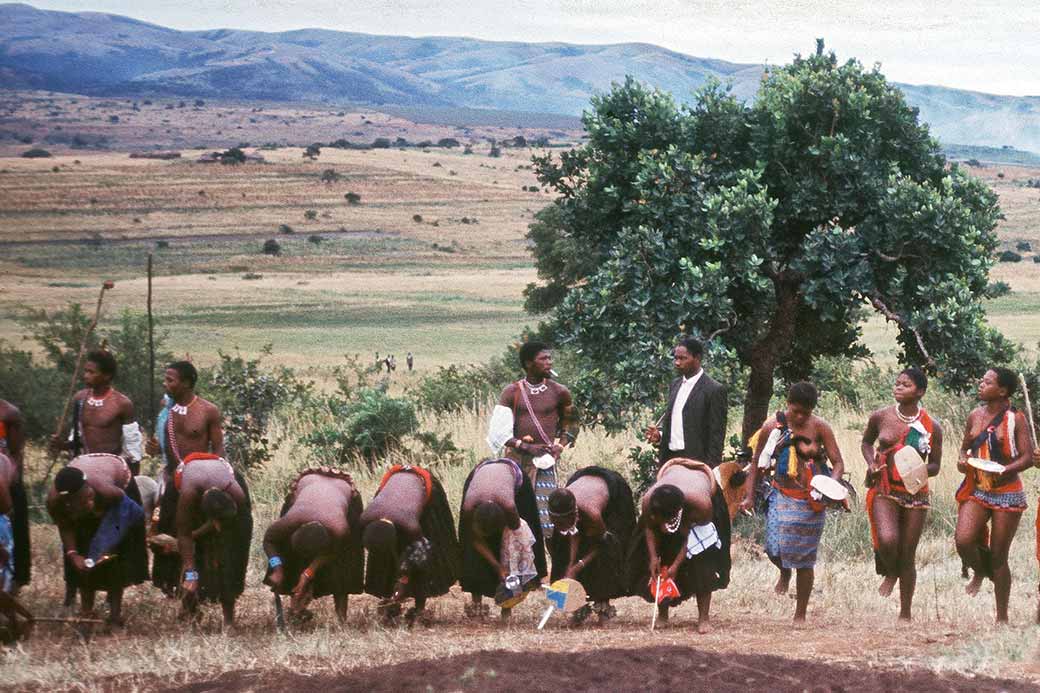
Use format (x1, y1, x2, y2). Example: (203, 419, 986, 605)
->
(645, 337, 728, 468)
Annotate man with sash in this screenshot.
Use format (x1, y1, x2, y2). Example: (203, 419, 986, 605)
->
(547, 466, 636, 624)
(954, 367, 1033, 623)
(49, 350, 143, 606)
(146, 361, 251, 628)
(45, 453, 148, 626)
(0, 400, 29, 593)
(459, 457, 547, 620)
(741, 381, 848, 621)
(360, 463, 459, 626)
(264, 467, 363, 624)
(487, 341, 577, 539)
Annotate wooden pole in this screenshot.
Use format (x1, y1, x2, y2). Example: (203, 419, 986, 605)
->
(147, 254, 156, 435)
(1018, 373, 1038, 467)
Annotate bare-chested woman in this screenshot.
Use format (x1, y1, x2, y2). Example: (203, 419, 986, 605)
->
(264, 468, 363, 623)
(741, 381, 847, 621)
(547, 466, 636, 624)
(360, 464, 459, 626)
(45, 453, 148, 625)
(50, 351, 142, 473)
(0, 453, 18, 593)
(174, 456, 251, 627)
(459, 458, 546, 619)
(861, 367, 942, 620)
(0, 400, 28, 592)
(628, 458, 728, 633)
(954, 367, 1033, 624)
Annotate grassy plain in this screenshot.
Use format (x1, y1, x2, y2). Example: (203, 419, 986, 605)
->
(3, 99, 1040, 689)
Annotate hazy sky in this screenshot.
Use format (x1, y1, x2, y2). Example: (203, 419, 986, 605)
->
(26, 0, 1040, 96)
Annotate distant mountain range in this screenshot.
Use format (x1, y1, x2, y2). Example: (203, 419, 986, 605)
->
(3, 2, 1040, 152)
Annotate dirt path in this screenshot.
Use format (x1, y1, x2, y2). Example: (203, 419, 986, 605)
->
(159, 646, 1034, 692)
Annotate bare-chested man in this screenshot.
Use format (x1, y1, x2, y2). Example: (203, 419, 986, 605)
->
(486, 341, 577, 539)
(0, 400, 29, 592)
(741, 381, 847, 622)
(172, 456, 251, 627)
(50, 350, 143, 474)
(144, 361, 233, 600)
(954, 367, 1032, 624)
(628, 458, 728, 633)
(359, 464, 459, 626)
(861, 367, 943, 621)
(264, 468, 364, 624)
(45, 453, 148, 626)
(547, 466, 636, 624)
(459, 458, 546, 620)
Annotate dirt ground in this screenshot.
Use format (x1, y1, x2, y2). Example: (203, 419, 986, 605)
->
(133, 646, 1034, 692)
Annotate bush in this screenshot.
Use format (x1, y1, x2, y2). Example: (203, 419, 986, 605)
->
(371, 138, 391, 149)
(437, 138, 460, 148)
(488, 145, 501, 158)
(412, 214, 423, 223)
(303, 143, 321, 159)
(303, 387, 419, 467)
(304, 209, 317, 221)
(1016, 241, 1032, 252)
(344, 192, 361, 205)
(262, 239, 281, 255)
(307, 234, 324, 244)
(156, 240, 169, 249)
(219, 147, 246, 165)
(998, 250, 1022, 262)
(202, 347, 308, 471)
(278, 224, 295, 234)
(627, 445, 659, 495)
(320, 169, 341, 183)
(21, 148, 52, 158)
(242, 272, 263, 280)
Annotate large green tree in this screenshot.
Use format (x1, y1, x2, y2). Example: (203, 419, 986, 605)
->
(527, 46, 1014, 440)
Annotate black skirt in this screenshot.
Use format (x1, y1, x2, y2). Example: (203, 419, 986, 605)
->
(152, 471, 253, 603)
(549, 466, 636, 601)
(65, 477, 149, 593)
(11, 479, 30, 586)
(459, 461, 547, 598)
(266, 480, 364, 599)
(365, 473, 460, 599)
(627, 487, 731, 605)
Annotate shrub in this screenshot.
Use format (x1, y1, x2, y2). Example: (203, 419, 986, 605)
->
(262, 239, 281, 255)
(21, 148, 52, 158)
(344, 192, 361, 205)
(320, 169, 340, 183)
(998, 250, 1022, 262)
(412, 214, 423, 223)
(108, 115, 119, 123)
(303, 388, 419, 467)
(242, 272, 263, 280)
(1016, 241, 1032, 252)
(437, 138, 460, 148)
(279, 224, 295, 234)
(156, 240, 169, 249)
(219, 147, 246, 165)
(371, 138, 391, 149)
(1034, 256, 1040, 264)
(304, 209, 318, 221)
(307, 234, 324, 244)
(303, 143, 321, 159)
(463, 145, 473, 155)
(488, 145, 501, 158)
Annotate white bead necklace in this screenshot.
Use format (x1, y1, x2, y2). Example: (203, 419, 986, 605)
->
(895, 404, 921, 425)
(664, 508, 683, 534)
(171, 396, 197, 416)
(524, 379, 548, 395)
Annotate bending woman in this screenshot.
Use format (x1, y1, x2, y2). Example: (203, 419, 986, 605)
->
(861, 367, 942, 620)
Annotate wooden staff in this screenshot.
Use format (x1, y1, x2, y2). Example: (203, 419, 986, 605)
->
(650, 573, 662, 632)
(147, 254, 156, 435)
(273, 594, 286, 632)
(1018, 373, 1038, 467)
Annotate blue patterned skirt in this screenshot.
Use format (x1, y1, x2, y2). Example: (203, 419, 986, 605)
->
(765, 487, 825, 569)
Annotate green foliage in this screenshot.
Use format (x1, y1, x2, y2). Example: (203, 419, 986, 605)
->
(3, 305, 174, 439)
(412, 361, 515, 415)
(302, 387, 419, 466)
(219, 147, 245, 165)
(527, 50, 1012, 434)
(344, 192, 361, 205)
(21, 148, 52, 158)
(262, 239, 281, 255)
(998, 250, 1022, 262)
(202, 346, 310, 471)
(627, 444, 659, 495)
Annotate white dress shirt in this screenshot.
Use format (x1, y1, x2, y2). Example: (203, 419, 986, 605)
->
(668, 369, 703, 451)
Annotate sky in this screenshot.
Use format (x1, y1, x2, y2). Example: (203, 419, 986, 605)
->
(24, 0, 1040, 96)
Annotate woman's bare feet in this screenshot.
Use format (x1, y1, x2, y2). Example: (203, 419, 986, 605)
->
(774, 574, 791, 595)
(696, 619, 713, 634)
(965, 573, 984, 596)
(878, 576, 897, 597)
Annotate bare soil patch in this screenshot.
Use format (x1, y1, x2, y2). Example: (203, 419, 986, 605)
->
(155, 646, 1035, 693)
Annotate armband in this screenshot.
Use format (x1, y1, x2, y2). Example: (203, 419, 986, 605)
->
(183, 570, 199, 582)
(268, 556, 282, 569)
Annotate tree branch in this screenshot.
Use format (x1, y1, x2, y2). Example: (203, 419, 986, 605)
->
(705, 318, 734, 343)
(866, 293, 936, 368)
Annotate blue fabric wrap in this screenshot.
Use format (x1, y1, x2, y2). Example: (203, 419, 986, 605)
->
(88, 494, 145, 560)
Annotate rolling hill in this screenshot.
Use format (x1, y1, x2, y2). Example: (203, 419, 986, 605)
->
(2, 2, 1039, 152)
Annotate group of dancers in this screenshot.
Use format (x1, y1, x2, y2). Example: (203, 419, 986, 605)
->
(0, 336, 1037, 637)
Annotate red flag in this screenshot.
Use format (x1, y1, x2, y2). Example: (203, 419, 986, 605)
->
(649, 576, 681, 604)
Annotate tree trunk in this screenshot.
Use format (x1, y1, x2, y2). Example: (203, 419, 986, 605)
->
(740, 277, 801, 445)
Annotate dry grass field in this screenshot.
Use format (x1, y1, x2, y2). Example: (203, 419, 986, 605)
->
(3, 95, 1040, 690)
